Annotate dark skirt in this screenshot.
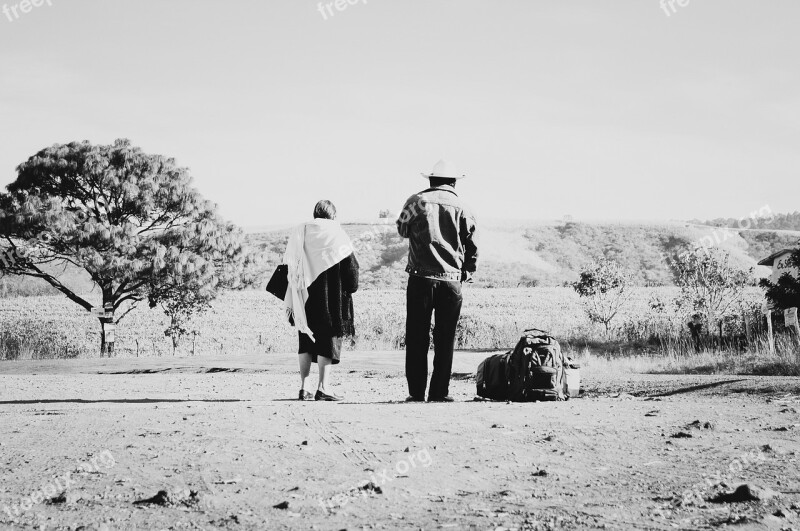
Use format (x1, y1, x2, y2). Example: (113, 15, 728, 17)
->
(298, 332, 343, 364)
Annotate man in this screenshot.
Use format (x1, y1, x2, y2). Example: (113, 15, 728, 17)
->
(396, 159, 479, 402)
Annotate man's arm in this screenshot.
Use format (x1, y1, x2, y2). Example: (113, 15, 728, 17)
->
(396, 196, 417, 238)
(460, 213, 478, 275)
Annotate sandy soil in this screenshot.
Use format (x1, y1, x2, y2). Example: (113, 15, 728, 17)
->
(1, 352, 799, 530)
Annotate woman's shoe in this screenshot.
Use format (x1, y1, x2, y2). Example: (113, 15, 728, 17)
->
(428, 396, 454, 402)
(298, 390, 314, 401)
(315, 390, 342, 401)
(405, 396, 424, 402)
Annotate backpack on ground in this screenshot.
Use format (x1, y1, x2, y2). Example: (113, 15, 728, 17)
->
(476, 328, 568, 402)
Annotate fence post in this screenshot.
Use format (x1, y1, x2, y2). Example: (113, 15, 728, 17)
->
(765, 310, 775, 355)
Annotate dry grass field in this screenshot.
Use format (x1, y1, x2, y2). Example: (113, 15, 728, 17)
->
(4, 285, 799, 383)
(0, 287, 741, 358)
(0, 288, 607, 359)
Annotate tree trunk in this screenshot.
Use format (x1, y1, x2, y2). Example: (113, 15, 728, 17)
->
(100, 319, 107, 356)
(170, 315, 179, 355)
(100, 318, 115, 356)
(99, 288, 115, 356)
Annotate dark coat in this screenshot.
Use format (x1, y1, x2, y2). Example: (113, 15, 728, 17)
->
(304, 253, 359, 338)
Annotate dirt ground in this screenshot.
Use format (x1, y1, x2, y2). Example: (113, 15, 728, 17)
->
(1, 351, 799, 531)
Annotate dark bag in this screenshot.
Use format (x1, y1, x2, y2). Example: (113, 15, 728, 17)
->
(476, 328, 567, 402)
(266, 264, 288, 300)
(475, 352, 510, 401)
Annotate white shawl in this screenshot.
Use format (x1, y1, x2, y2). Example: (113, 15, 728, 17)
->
(283, 219, 354, 341)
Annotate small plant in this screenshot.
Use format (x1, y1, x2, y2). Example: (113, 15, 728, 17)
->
(152, 287, 211, 355)
(572, 258, 634, 335)
(669, 248, 752, 343)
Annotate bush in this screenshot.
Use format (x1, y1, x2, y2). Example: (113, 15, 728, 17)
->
(0, 319, 83, 360)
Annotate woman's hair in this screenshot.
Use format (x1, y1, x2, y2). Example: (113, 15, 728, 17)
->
(313, 200, 337, 220)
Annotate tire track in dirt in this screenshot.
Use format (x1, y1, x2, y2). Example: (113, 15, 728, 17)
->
(566, 422, 703, 504)
(283, 404, 383, 472)
(455, 412, 683, 529)
(303, 415, 381, 467)
(573, 508, 677, 531)
(494, 424, 689, 531)
(471, 410, 695, 530)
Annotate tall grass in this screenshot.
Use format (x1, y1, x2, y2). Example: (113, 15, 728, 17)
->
(0, 288, 797, 376)
(0, 319, 82, 360)
(569, 333, 800, 377)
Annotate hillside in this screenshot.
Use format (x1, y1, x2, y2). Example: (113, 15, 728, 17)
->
(693, 210, 800, 231)
(249, 220, 795, 289)
(2, 220, 795, 297)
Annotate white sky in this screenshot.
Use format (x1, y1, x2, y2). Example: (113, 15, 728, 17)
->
(1, 0, 798, 228)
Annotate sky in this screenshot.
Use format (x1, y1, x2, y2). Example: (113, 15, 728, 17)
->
(1, 0, 798, 228)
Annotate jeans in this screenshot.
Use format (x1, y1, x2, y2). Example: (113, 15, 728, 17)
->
(405, 275, 463, 399)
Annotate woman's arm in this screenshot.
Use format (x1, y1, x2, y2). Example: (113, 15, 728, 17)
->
(341, 253, 360, 293)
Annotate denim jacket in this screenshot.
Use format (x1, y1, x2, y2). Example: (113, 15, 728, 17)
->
(396, 185, 478, 281)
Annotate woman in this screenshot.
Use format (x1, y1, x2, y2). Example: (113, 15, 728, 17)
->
(284, 200, 359, 401)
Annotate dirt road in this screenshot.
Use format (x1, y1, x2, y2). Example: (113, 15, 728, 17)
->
(1, 352, 799, 530)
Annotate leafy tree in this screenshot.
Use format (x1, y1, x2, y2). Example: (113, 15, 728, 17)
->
(669, 247, 752, 342)
(759, 249, 800, 311)
(0, 139, 253, 355)
(572, 258, 634, 334)
(150, 283, 212, 356)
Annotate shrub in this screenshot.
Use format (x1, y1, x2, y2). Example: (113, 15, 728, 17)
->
(0, 319, 83, 360)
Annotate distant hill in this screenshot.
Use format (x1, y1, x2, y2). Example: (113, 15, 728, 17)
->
(692, 210, 800, 231)
(249, 220, 795, 289)
(3, 219, 796, 297)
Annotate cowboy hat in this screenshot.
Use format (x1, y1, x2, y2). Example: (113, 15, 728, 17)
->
(421, 159, 466, 180)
